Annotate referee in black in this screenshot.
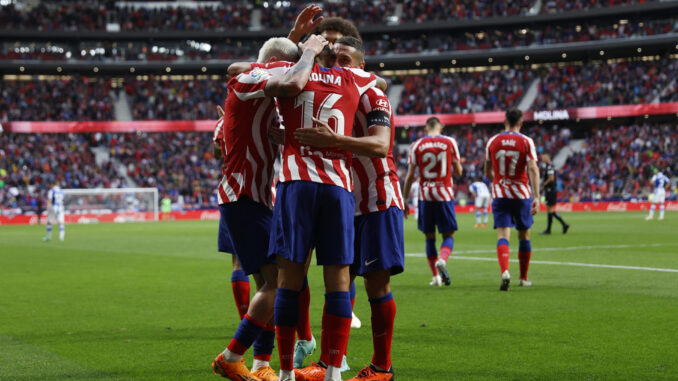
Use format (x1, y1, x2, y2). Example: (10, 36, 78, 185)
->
(540, 154, 570, 234)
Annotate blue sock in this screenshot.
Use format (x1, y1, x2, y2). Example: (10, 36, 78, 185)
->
(368, 292, 393, 305)
(232, 315, 264, 351)
(275, 288, 300, 327)
(441, 237, 454, 252)
(231, 269, 248, 283)
(497, 238, 509, 247)
(253, 326, 275, 360)
(519, 240, 531, 253)
(326, 291, 352, 318)
(425, 238, 437, 258)
(349, 282, 356, 302)
(475, 210, 481, 224)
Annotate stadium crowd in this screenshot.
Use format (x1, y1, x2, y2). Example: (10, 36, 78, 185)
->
(3, 16, 674, 61)
(2, 121, 674, 215)
(105, 132, 221, 209)
(0, 133, 123, 214)
(123, 75, 228, 121)
(396, 68, 532, 114)
(533, 58, 678, 109)
(0, 0, 665, 32)
(0, 76, 114, 122)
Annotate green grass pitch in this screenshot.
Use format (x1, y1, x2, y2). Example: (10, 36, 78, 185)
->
(1, 212, 677, 380)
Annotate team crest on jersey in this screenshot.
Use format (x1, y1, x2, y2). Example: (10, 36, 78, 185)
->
(250, 68, 265, 80)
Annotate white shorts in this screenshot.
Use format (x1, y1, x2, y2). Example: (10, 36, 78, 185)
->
(652, 190, 666, 204)
(475, 196, 490, 209)
(48, 209, 65, 224)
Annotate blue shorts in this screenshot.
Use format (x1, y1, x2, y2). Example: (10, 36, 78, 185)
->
(492, 198, 533, 231)
(218, 208, 235, 254)
(268, 181, 354, 266)
(351, 207, 405, 277)
(418, 200, 458, 234)
(219, 197, 273, 275)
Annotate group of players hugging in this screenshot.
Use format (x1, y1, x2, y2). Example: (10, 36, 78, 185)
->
(211, 6, 543, 381)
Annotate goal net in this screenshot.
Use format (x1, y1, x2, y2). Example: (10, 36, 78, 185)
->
(62, 188, 159, 222)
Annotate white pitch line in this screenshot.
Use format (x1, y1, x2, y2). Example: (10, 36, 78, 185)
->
(406, 243, 678, 273)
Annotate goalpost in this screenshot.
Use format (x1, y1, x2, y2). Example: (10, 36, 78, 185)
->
(62, 188, 159, 222)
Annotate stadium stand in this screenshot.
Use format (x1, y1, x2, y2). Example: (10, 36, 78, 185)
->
(395, 68, 532, 114)
(0, 76, 114, 121)
(123, 75, 228, 121)
(0, 132, 124, 214)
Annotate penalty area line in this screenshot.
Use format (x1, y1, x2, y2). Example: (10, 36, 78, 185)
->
(405, 253, 678, 273)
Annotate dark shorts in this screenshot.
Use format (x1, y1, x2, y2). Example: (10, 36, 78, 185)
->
(351, 207, 405, 277)
(218, 208, 235, 254)
(545, 190, 557, 207)
(492, 198, 533, 231)
(417, 200, 458, 234)
(219, 197, 273, 275)
(268, 181, 355, 266)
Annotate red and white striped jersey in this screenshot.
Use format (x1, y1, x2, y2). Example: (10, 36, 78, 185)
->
(213, 117, 227, 176)
(485, 131, 537, 199)
(352, 87, 404, 216)
(277, 64, 378, 192)
(408, 135, 461, 202)
(217, 66, 286, 209)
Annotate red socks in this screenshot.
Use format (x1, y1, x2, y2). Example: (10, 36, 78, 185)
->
(497, 238, 510, 273)
(427, 256, 440, 276)
(369, 293, 396, 371)
(230, 270, 250, 320)
(296, 283, 313, 341)
(319, 303, 330, 365)
(518, 240, 532, 280)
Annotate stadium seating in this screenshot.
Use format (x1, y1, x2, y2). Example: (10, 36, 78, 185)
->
(0, 76, 114, 121)
(105, 132, 221, 209)
(0, 133, 123, 214)
(123, 75, 228, 121)
(396, 68, 532, 114)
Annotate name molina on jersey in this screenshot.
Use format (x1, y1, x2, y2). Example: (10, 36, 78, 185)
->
(309, 72, 342, 86)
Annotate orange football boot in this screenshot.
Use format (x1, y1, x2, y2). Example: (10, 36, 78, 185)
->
(294, 361, 327, 381)
(346, 365, 394, 381)
(212, 354, 262, 381)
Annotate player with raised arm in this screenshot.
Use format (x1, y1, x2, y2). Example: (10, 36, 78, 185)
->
(540, 153, 570, 234)
(292, 36, 400, 381)
(211, 35, 328, 381)
(42, 181, 65, 242)
(470, 178, 491, 228)
(267, 36, 379, 381)
(646, 169, 671, 221)
(214, 107, 252, 321)
(402, 118, 463, 287)
(484, 108, 540, 291)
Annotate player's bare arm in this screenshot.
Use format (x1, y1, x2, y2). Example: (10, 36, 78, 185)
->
(402, 163, 418, 218)
(264, 35, 328, 98)
(213, 105, 225, 160)
(287, 5, 324, 43)
(528, 160, 541, 215)
(484, 160, 494, 181)
(452, 160, 463, 177)
(293, 117, 389, 158)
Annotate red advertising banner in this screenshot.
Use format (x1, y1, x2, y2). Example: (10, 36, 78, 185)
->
(2, 202, 675, 225)
(5, 102, 678, 132)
